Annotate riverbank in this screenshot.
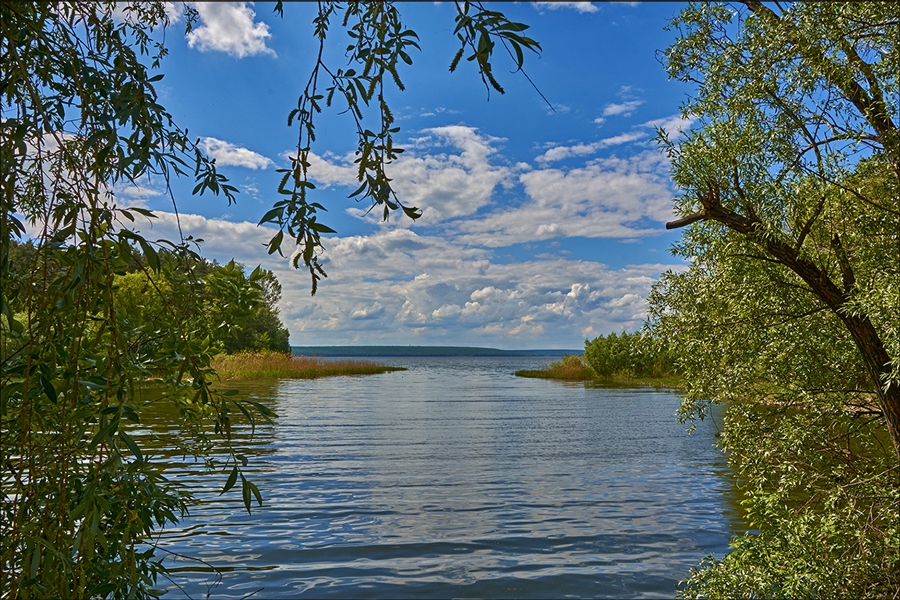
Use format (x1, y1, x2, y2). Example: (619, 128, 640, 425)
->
(515, 355, 683, 389)
(212, 351, 405, 380)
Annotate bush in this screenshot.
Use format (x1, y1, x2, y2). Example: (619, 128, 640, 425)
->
(583, 331, 673, 379)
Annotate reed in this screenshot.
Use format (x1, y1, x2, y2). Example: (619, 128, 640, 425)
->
(212, 351, 405, 380)
(515, 355, 596, 381)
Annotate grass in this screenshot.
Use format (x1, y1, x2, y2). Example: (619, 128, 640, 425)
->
(515, 355, 684, 389)
(212, 351, 406, 380)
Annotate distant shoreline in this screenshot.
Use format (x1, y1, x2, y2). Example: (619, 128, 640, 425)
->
(291, 346, 581, 358)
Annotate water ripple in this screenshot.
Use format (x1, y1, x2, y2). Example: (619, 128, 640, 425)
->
(150, 356, 737, 598)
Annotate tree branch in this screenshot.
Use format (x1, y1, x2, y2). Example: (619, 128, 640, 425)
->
(666, 210, 706, 230)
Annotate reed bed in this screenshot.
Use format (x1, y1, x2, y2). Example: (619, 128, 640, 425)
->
(515, 355, 683, 388)
(212, 351, 405, 380)
(515, 355, 596, 381)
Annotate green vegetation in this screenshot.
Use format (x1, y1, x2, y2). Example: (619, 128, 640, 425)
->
(583, 331, 674, 380)
(652, 3, 899, 597)
(212, 351, 405, 380)
(0, 3, 270, 595)
(112, 252, 291, 356)
(516, 334, 680, 388)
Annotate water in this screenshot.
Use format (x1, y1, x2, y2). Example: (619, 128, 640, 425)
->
(149, 356, 737, 598)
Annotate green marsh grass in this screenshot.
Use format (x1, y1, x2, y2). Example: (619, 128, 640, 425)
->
(213, 351, 405, 380)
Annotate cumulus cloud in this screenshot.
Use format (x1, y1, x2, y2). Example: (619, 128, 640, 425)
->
(351, 302, 386, 320)
(114, 183, 163, 207)
(117, 110, 695, 348)
(308, 125, 511, 225)
(453, 150, 675, 247)
(532, 2, 600, 13)
(295, 229, 674, 347)
(123, 211, 680, 348)
(186, 2, 275, 58)
(200, 137, 274, 169)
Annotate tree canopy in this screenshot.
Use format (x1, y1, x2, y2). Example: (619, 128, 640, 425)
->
(648, 2, 899, 595)
(0, 3, 280, 596)
(657, 1, 899, 454)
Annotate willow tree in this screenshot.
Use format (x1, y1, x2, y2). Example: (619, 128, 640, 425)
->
(0, 3, 275, 596)
(647, 2, 899, 596)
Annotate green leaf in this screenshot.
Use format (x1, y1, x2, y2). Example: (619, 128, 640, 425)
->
(221, 466, 239, 494)
(89, 418, 119, 450)
(241, 474, 252, 512)
(138, 238, 160, 272)
(40, 375, 57, 404)
(308, 221, 336, 234)
(119, 430, 143, 464)
(259, 206, 284, 225)
(267, 230, 284, 255)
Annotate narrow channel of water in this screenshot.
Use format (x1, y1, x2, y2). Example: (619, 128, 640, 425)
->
(147, 356, 738, 598)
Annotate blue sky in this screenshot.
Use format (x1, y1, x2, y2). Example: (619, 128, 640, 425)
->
(115, 1, 697, 349)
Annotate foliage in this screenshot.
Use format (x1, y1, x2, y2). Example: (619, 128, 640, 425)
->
(677, 401, 899, 599)
(0, 3, 273, 597)
(211, 351, 405, 380)
(113, 256, 291, 359)
(583, 331, 674, 379)
(650, 2, 900, 596)
(262, 1, 541, 292)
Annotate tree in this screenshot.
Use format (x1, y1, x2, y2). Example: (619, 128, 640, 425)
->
(647, 2, 899, 596)
(658, 0, 900, 457)
(0, 4, 270, 596)
(583, 331, 673, 379)
(113, 258, 291, 358)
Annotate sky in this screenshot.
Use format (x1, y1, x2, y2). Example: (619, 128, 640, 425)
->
(114, 1, 698, 350)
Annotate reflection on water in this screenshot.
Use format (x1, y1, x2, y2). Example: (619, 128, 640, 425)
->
(144, 357, 739, 599)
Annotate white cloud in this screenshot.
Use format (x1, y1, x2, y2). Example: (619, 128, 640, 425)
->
(453, 150, 675, 247)
(186, 2, 275, 58)
(200, 137, 274, 169)
(308, 125, 511, 225)
(114, 184, 163, 207)
(532, 2, 600, 14)
(111, 2, 182, 24)
(602, 99, 644, 117)
(535, 131, 646, 163)
(351, 303, 386, 320)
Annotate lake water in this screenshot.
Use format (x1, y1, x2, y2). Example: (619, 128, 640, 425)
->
(150, 356, 738, 598)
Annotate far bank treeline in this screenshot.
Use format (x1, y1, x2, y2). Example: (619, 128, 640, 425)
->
(516, 331, 676, 386)
(7, 239, 290, 357)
